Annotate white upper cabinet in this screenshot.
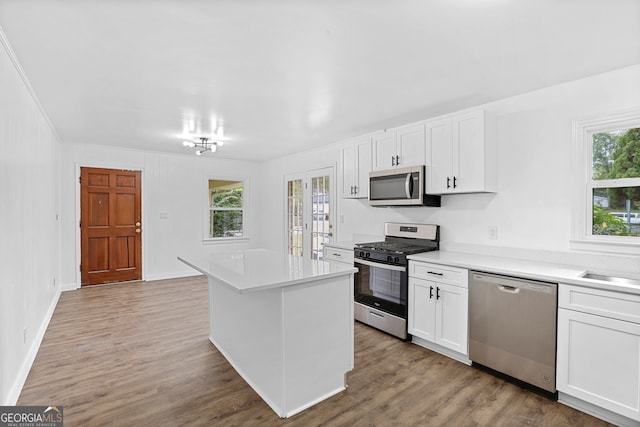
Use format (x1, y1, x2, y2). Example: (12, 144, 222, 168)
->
(372, 129, 398, 170)
(340, 135, 372, 199)
(426, 110, 496, 194)
(372, 123, 425, 171)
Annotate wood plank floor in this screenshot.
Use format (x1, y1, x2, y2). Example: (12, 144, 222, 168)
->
(19, 276, 612, 426)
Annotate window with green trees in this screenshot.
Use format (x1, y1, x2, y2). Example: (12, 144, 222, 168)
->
(208, 179, 244, 239)
(590, 127, 640, 237)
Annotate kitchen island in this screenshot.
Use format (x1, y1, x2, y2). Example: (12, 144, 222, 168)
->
(178, 249, 357, 418)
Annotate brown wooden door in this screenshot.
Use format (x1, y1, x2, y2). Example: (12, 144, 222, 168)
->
(81, 167, 142, 286)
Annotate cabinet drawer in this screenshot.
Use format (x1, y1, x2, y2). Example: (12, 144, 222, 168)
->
(409, 261, 468, 288)
(323, 246, 354, 265)
(559, 284, 640, 324)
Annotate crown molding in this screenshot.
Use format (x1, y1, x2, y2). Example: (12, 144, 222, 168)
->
(0, 24, 62, 143)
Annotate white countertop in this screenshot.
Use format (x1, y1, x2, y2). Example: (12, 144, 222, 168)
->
(178, 249, 357, 293)
(408, 251, 640, 295)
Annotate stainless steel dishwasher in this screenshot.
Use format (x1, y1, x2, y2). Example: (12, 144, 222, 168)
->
(469, 271, 558, 393)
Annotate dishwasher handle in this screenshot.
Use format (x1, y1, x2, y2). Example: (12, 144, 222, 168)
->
(471, 271, 557, 295)
(498, 284, 520, 294)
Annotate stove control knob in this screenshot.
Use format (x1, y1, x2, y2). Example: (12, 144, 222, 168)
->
(386, 255, 393, 263)
(358, 251, 364, 258)
(365, 252, 370, 259)
(395, 257, 400, 263)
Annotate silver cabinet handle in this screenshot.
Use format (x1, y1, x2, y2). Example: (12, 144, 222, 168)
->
(370, 311, 385, 319)
(332, 253, 342, 257)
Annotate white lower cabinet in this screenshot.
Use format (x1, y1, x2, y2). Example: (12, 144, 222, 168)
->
(557, 284, 640, 424)
(408, 261, 469, 363)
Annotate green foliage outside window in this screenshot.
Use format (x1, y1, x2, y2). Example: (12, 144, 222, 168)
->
(592, 205, 629, 236)
(209, 181, 244, 238)
(591, 128, 640, 236)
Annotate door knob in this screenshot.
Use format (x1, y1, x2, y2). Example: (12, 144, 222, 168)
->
(135, 222, 141, 226)
(135, 228, 141, 233)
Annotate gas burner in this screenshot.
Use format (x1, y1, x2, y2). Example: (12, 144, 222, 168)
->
(355, 241, 435, 255)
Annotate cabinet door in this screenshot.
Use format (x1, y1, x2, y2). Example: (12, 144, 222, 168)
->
(355, 138, 372, 198)
(557, 308, 640, 421)
(435, 283, 468, 355)
(408, 277, 436, 342)
(372, 130, 398, 171)
(340, 144, 357, 198)
(454, 110, 485, 193)
(396, 123, 426, 168)
(426, 119, 453, 193)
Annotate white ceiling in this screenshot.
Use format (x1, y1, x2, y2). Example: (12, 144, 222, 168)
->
(1, 0, 639, 162)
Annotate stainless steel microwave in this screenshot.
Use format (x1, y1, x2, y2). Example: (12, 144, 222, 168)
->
(369, 165, 441, 207)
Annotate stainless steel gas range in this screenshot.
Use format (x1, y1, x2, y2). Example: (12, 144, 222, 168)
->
(353, 222, 439, 340)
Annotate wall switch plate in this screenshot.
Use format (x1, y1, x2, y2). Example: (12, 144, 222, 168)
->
(488, 226, 498, 240)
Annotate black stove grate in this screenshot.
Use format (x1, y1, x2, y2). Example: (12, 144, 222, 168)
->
(355, 241, 437, 255)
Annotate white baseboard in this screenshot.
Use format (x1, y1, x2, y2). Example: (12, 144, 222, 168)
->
(60, 282, 78, 292)
(59, 271, 203, 292)
(558, 392, 640, 427)
(411, 336, 472, 366)
(144, 271, 203, 281)
(5, 287, 61, 405)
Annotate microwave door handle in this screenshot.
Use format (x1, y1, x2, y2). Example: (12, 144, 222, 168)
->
(405, 173, 412, 198)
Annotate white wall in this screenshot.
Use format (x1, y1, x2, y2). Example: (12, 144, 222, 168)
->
(59, 144, 261, 288)
(0, 36, 61, 404)
(256, 65, 640, 273)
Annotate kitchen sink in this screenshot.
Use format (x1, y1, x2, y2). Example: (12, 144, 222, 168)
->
(581, 272, 640, 287)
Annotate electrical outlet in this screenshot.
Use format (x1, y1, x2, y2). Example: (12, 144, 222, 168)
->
(488, 226, 498, 240)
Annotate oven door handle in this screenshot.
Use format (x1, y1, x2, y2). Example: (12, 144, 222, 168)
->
(355, 258, 406, 272)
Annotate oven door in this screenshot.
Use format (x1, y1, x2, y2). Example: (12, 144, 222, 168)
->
(354, 258, 408, 318)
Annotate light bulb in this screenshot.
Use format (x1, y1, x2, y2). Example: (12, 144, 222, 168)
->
(183, 141, 195, 148)
(210, 145, 216, 152)
(196, 150, 204, 156)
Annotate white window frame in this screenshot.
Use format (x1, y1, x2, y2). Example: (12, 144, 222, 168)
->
(571, 108, 640, 254)
(203, 175, 250, 244)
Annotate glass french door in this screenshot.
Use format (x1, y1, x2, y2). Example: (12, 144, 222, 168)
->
(286, 167, 335, 260)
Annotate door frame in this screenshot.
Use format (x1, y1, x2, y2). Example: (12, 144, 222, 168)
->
(74, 162, 146, 289)
(283, 164, 337, 259)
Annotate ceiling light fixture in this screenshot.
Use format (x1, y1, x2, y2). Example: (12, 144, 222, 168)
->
(182, 136, 223, 156)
